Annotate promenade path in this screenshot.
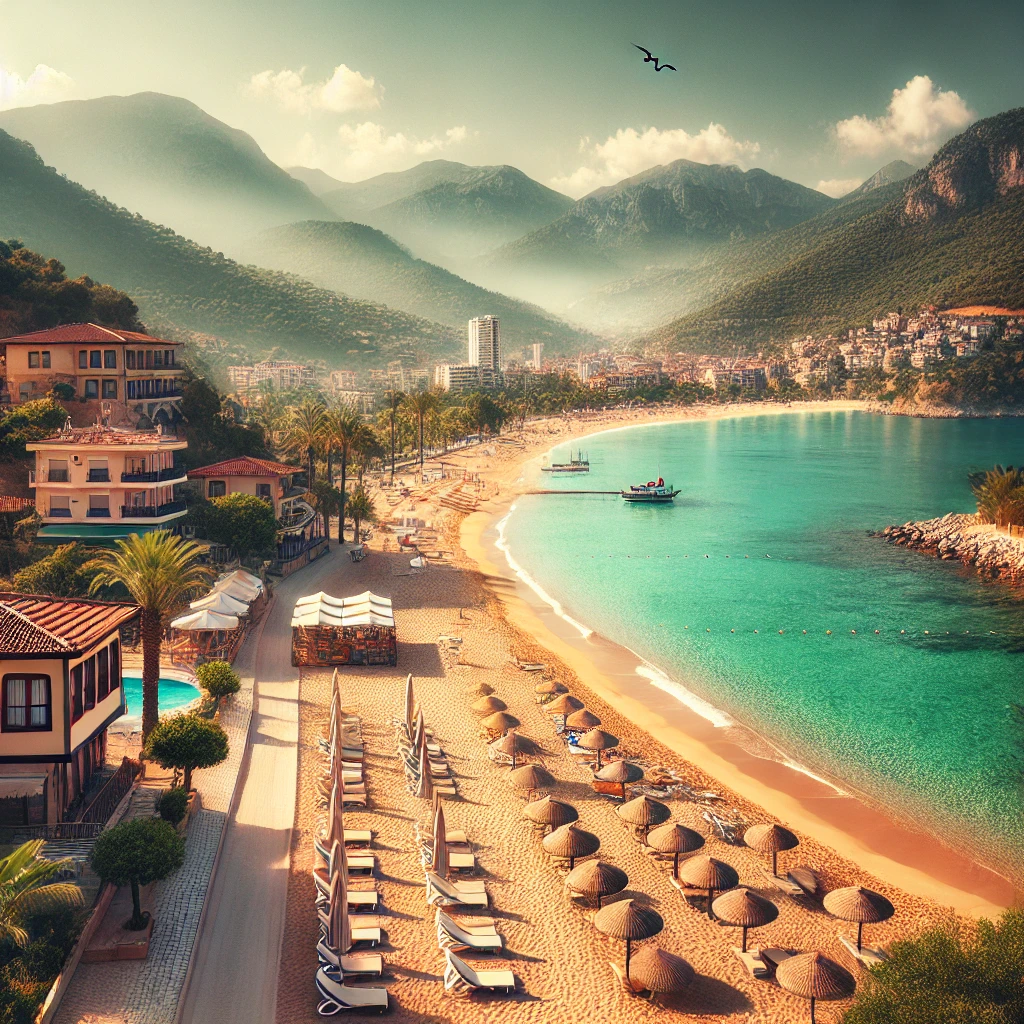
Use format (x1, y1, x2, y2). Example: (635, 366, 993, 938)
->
(179, 547, 344, 1024)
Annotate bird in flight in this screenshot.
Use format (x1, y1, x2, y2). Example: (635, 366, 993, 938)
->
(634, 44, 676, 72)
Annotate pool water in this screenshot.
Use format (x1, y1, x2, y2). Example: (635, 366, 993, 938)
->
(118, 676, 200, 721)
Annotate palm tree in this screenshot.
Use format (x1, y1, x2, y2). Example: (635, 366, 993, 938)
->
(345, 486, 378, 547)
(87, 532, 211, 740)
(0, 840, 83, 947)
(383, 389, 405, 482)
(969, 465, 1024, 529)
(323, 410, 363, 544)
(285, 397, 326, 487)
(403, 391, 438, 469)
(307, 479, 340, 546)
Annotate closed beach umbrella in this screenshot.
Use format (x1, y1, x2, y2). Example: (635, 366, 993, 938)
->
(482, 711, 520, 735)
(535, 679, 568, 696)
(776, 951, 855, 1023)
(431, 801, 449, 878)
(546, 693, 584, 715)
(404, 674, 415, 737)
(577, 728, 619, 768)
(565, 708, 602, 731)
(491, 729, 526, 769)
(509, 763, 555, 801)
(823, 886, 895, 952)
(646, 822, 705, 878)
(542, 823, 600, 869)
(524, 795, 578, 831)
(628, 946, 695, 994)
(326, 866, 344, 952)
(616, 795, 671, 837)
(677, 855, 739, 919)
(711, 887, 779, 952)
(565, 860, 628, 908)
(413, 706, 425, 750)
(595, 759, 645, 800)
(324, 781, 343, 848)
(744, 823, 800, 876)
(593, 899, 664, 978)
(472, 694, 508, 715)
(415, 742, 432, 800)
(467, 681, 495, 697)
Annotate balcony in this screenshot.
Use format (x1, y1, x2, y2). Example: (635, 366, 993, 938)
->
(30, 469, 70, 484)
(126, 384, 183, 401)
(121, 465, 185, 483)
(87, 469, 110, 482)
(86, 507, 111, 518)
(119, 500, 187, 519)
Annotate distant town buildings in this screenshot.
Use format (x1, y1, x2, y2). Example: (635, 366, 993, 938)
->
(468, 316, 501, 371)
(228, 360, 318, 393)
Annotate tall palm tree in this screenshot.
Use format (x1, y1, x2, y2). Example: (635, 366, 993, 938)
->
(285, 397, 326, 487)
(403, 391, 438, 469)
(87, 532, 211, 740)
(345, 486, 378, 547)
(324, 410, 363, 544)
(0, 841, 83, 947)
(307, 480, 340, 545)
(383, 389, 405, 482)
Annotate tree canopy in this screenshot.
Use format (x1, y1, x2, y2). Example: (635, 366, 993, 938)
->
(205, 492, 278, 558)
(11, 542, 98, 598)
(144, 713, 229, 792)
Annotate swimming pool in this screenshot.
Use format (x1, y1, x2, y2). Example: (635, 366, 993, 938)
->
(117, 674, 201, 722)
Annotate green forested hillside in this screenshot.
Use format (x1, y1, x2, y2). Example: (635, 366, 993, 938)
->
(0, 131, 461, 365)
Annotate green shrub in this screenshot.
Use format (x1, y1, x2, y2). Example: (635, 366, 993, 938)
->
(144, 713, 229, 792)
(195, 661, 241, 700)
(204, 492, 277, 558)
(157, 787, 189, 826)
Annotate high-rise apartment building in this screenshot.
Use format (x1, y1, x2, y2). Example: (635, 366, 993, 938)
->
(531, 343, 544, 371)
(468, 316, 501, 370)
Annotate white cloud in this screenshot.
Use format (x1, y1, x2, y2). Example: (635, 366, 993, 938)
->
(0, 64, 75, 110)
(246, 64, 380, 115)
(815, 177, 862, 198)
(294, 122, 470, 178)
(835, 76, 973, 158)
(551, 123, 762, 197)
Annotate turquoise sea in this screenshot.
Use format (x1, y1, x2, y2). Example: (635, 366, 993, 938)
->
(501, 411, 1024, 870)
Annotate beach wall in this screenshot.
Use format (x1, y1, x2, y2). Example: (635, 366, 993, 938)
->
(879, 512, 1024, 583)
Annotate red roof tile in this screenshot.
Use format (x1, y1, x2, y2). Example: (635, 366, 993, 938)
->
(1, 323, 179, 346)
(188, 456, 300, 478)
(0, 497, 34, 512)
(0, 594, 139, 656)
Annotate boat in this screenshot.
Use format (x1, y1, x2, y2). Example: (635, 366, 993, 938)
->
(621, 477, 679, 502)
(541, 449, 590, 473)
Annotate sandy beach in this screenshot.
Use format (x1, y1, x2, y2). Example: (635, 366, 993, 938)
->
(274, 400, 1019, 1024)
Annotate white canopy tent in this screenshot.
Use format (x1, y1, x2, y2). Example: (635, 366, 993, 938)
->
(190, 591, 250, 617)
(291, 591, 396, 666)
(171, 609, 240, 631)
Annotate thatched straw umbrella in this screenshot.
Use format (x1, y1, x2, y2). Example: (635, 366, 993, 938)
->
(535, 679, 568, 697)
(482, 711, 520, 736)
(776, 951, 855, 1023)
(577, 728, 618, 768)
(509, 763, 555, 801)
(628, 946, 695, 995)
(646, 822, 705, 878)
(472, 694, 508, 715)
(593, 899, 664, 978)
(546, 693, 584, 715)
(565, 860, 628, 908)
(542, 823, 600, 870)
(744, 823, 800, 876)
(711, 887, 779, 952)
(523, 795, 578, 832)
(823, 886, 895, 952)
(677, 855, 739, 919)
(595, 759, 644, 800)
(565, 708, 601, 731)
(490, 729, 526, 769)
(616, 795, 671, 839)
(467, 680, 495, 698)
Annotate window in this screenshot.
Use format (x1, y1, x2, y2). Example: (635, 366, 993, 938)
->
(169, 349, 175, 366)
(145, 351, 153, 369)
(79, 351, 88, 370)
(4, 675, 52, 731)
(208, 480, 226, 498)
(89, 351, 101, 368)
(125, 350, 136, 369)
(71, 664, 83, 721)
(49, 495, 71, 517)
(136, 350, 144, 367)
(85, 380, 99, 399)
(102, 380, 117, 400)
(88, 494, 110, 517)
(84, 657, 96, 711)
(42, 351, 50, 369)
(0, 777, 46, 827)
(28, 352, 39, 368)
(98, 647, 110, 700)
(19, 384, 31, 400)
(256, 483, 272, 502)
(104, 350, 116, 369)
(109, 639, 120, 693)
(48, 459, 68, 483)
(87, 459, 109, 482)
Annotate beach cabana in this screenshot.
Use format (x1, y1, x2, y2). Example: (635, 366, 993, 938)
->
(711, 887, 779, 952)
(775, 952, 855, 1023)
(189, 591, 250, 617)
(677, 856, 740, 919)
(218, 568, 264, 592)
(291, 591, 397, 667)
(627, 946, 695, 998)
(744, 823, 800, 876)
(213, 577, 261, 604)
(565, 860, 627, 908)
(593, 899, 663, 978)
(822, 886, 895, 954)
(616, 795, 671, 838)
(541, 823, 600, 870)
(169, 608, 243, 665)
(565, 708, 602, 731)
(646, 822, 705, 878)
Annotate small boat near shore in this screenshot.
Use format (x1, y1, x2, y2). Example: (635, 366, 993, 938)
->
(542, 450, 590, 473)
(621, 477, 679, 503)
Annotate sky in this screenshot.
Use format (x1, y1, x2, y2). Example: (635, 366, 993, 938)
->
(2, 0, 1023, 197)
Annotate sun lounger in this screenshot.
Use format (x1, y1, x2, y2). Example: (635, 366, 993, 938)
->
(425, 871, 488, 907)
(317, 912, 381, 946)
(733, 947, 770, 979)
(418, 845, 476, 871)
(344, 829, 372, 846)
(760, 868, 805, 897)
(610, 961, 643, 993)
(443, 949, 515, 994)
(314, 966, 388, 1014)
(787, 866, 821, 897)
(315, 937, 384, 976)
(839, 934, 889, 967)
(421, 829, 468, 846)
(317, 887, 378, 910)
(760, 947, 794, 970)
(436, 909, 503, 952)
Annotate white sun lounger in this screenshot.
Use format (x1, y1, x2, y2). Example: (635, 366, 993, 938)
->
(425, 871, 488, 907)
(315, 966, 388, 1014)
(317, 911, 381, 947)
(317, 888, 378, 910)
(316, 936, 383, 975)
(760, 868, 804, 897)
(839, 934, 889, 966)
(733, 947, 770, 979)
(436, 910, 503, 952)
(443, 949, 514, 993)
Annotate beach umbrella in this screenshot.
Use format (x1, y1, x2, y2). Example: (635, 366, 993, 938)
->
(677, 855, 739, 919)
(431, 801, 449, 878)
(616, 795, 671, 838)
(467, 681, 495, 697)
(326, 866, 344, 951)
(628, 946, 695, 995)
(541, 823, 600, 870)
(472, 694, 508, 715)
(711, 887, 779, 952)
(744, 823, 800, 876)
(595, 760, 645, 800)
(509, 763, 555, 801)
(213, 577, 260, 603)
(413, 707, 425, 750)
(546, 693, 584, 715)
(324, 781, 342, 848)
(646, 822, 705, 878)
(593, 899, 664, 978)
(823, 887, 895, 952)
(490, 729, 526, 769)
(523, 795, 578, 832)
(415, 742, 432, 800)
(565, 860, 628, 908)
(218, 568, 264, 592)
(565, 708, 602, 731)
(577, 728, 619, 768)
(404, 674, 415, 737)
(535, 679, 568, 696)
(482, 711, 520, 735)
(776, 951, 856, 1023)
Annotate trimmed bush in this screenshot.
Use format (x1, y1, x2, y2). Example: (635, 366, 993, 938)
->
(195, 661, 241, 700)
(157, 787, 189, 825)
(144, 713, 229, 792)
